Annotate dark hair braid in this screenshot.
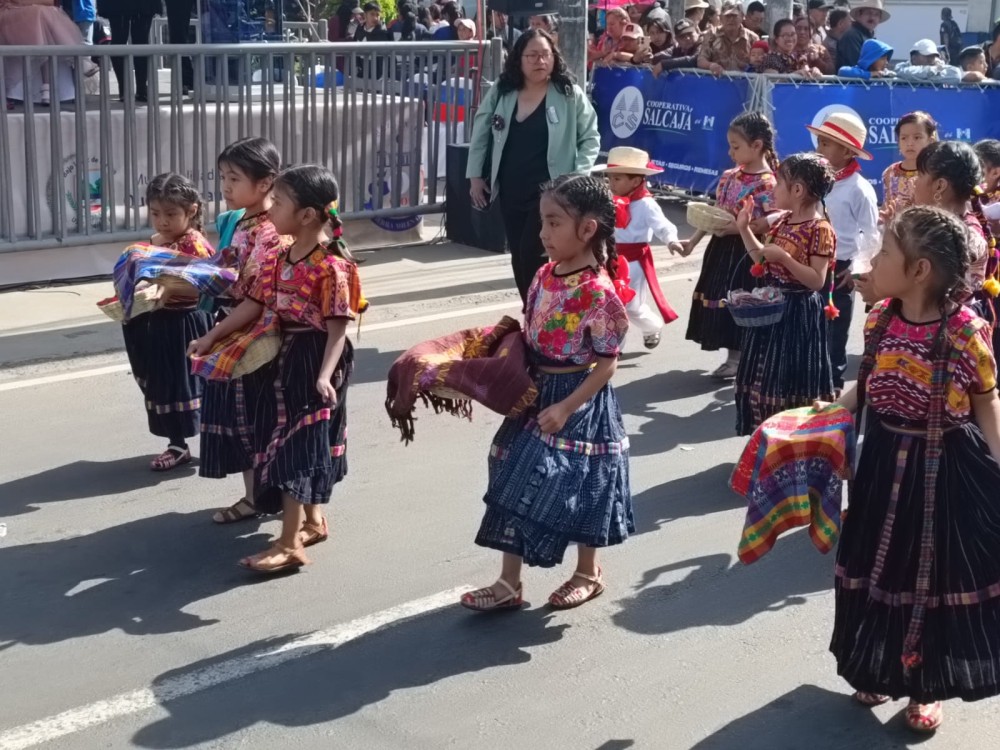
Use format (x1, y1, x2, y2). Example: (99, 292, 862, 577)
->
(729, 111, 779, 171)
(541, 174, 619, 279)
(889, 206, 973, 353)
(146, 172, 205, 232)
(916, 140, 983, 202)
(778, 152, 836, 202)
(274, 164, 355, 262)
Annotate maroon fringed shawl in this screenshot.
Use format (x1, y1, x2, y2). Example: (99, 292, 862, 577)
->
(385, 316, 538, 443)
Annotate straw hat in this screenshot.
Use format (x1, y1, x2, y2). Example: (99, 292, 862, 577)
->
(592, 147, 664, 176)
(850, 0, 890, 23)
(685, 0, 710, 10)
(805, 111, 873, 161)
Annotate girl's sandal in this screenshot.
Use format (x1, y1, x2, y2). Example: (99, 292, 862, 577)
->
(212, 498, 259, 525)
(299, 517, 329, 547)
(150, 445, 191, 472)
(239, 543, 310, 574)
(460, 578, 524, 611)
(711, 362, 739, 380)
(548, 568, 605, 610)
(905, 701, 942, 734)
(853, 691, 890, 707)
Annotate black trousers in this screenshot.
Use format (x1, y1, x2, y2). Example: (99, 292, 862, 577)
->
(499, 194, 546, 305)
(108, 14, 154, 100)
(828, 259, 855, 389)
(165, 0, 196, 88)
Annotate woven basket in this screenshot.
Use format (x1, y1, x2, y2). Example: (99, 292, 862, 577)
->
(230, 331, 282, 378)
(728, 299, 785, 328)
(686, 202, 734, 235)
(96, 285, 163, 322)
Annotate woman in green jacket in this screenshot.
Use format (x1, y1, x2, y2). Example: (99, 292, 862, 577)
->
(467, 30, 600, 302)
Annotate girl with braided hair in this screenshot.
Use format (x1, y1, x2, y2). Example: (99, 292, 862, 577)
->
(734, 152, 837, 436)
(122, 173, 215, 472)
(461, 174, 632, 612)
(820, 206, 1000, 733)
(189, 166, 366, 574)
(683, 111, 778, 379)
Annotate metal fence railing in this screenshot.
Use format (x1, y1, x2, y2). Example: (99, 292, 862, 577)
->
(0, 40, 495, 252)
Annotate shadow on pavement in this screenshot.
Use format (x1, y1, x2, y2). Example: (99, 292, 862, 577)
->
(611, 534, 832, 637)
(0, 511, 275, 648)
(595, 742, 636, 750)
(0, 456, 197, 516)
(352, 345, 404, 387)
(688, 684, 908, 750)
(131, 607, 568, 748)
(632, 463, 742, 535)
(615, 369, 734, 457)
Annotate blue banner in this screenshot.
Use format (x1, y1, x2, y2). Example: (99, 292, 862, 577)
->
(771, 82, 1000, 201)
(592, 67, 750, 194)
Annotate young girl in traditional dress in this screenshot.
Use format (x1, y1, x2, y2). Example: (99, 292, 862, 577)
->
(593, 145, 683, 349)
(882, 111, 938, 211)
(734, 152, 837, 436)
(684, 112, 777, 379)
(190, 165, 364, 573)
(822, 206, 1000, 733)
(199, 137, 287, 525)
(461, 174, 632, 612)
(122, 173, 214, 471)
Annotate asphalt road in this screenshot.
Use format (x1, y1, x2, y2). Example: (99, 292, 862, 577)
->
(1, 266, 998, 750)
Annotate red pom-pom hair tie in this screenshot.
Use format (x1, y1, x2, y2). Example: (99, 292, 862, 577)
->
(750, 261, 766, 278)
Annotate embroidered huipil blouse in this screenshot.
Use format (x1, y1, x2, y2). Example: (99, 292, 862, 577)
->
(222, 212, 288, 301)
(762, 218, 836, 287)
(864, 301, 997, 427)
(249, 245, 365, 331)
(524, 263, 629, 366)
(716, 168, 776, 218)
(165, 228, 214, 259)
(881, 162, 918, 210)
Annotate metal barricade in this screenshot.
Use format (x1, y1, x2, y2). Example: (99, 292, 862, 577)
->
(0, 40, 493, 253)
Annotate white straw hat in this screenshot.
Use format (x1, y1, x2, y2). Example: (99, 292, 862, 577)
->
(850, 0, 890, 23)
(592, 146, 664, 176)
(805, 111, 873, 161)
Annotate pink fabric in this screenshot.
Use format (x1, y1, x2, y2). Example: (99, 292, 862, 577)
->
(0, 3, 84, 46)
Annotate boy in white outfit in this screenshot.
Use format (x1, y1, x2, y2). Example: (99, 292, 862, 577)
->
(594, 147, 683, 348)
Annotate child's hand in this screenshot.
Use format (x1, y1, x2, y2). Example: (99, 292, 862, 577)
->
(879, 201, 896, 226)
(813, 400, 834, 411)
(668, 241, 686, 256)
(316, 377, 338, 405)
(187, 336, 213, 357)
(537, 402, 571, 434)
(735, 198, 753, 232)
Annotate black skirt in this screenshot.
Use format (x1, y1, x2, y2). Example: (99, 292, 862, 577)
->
(197, 374, 265, 479)
(831, 418, 1000, 703)
(122, 307, 212, 441)
(734, 287, 834, 436)
(685, 234, 754, 352)
(249, 331, 353, 514)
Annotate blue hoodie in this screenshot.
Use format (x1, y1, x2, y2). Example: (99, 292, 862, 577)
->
(838, 39, 894, 80)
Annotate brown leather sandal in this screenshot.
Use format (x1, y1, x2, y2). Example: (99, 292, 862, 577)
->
(212, 498, 258, 525)
(853, 691, 890, 707)
(239, 543, 310, 574)
(548, 568, 605, 609)
(460, 578, 524, 611)
(299, 518, 329, 547)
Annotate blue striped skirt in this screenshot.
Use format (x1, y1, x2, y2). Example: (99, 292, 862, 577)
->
(475, 368, 633, 567)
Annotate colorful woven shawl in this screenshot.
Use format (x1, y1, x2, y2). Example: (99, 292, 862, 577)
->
(189, 309, 281, 381)
(113, 245, 239, 320)
(385, 316, 539, 444)
(731, 405, 856, 564)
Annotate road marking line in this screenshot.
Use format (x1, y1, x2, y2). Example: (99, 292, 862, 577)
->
(0, 587, 469, 750)
(0, 271, 698, 392)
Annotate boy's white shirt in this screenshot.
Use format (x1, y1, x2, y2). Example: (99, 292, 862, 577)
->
(614, 196, 679, 246)
(825, 172, 879, 262)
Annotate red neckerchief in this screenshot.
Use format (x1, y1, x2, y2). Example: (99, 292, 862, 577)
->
(834, 159, 862, 182)
(613, 182, 652, 229)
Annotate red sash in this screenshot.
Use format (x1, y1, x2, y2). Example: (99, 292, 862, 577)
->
(617, 242, 678, 323)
